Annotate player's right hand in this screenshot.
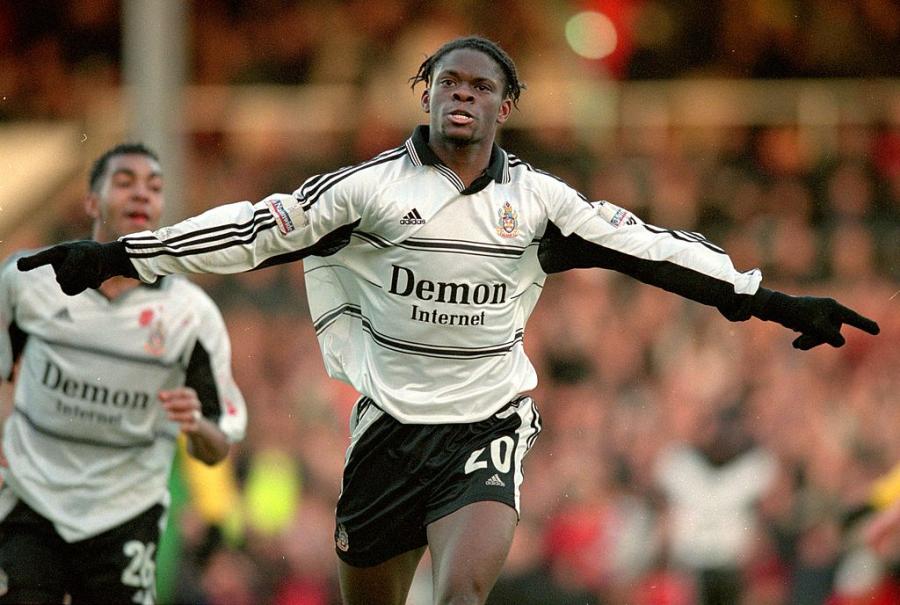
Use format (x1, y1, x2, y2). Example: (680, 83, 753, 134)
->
(17, 240, 136, 296)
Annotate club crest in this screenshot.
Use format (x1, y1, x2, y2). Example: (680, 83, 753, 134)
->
(495, 201, 519, 238)
(336, 524, 350, 552)
(140, 306, 166, 355)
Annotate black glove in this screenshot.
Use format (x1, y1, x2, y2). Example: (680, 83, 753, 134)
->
(17, 240, 138, 296)
(751, 287, 880, 350)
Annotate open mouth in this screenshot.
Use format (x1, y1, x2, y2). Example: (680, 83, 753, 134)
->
(448, 110, 474, 125)
(125, 211, 150, 224)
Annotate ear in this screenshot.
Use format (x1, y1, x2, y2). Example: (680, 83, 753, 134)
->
(496, 98, 513, 125)
(421, 89, 430, 113)
(84, 192, 100, 220)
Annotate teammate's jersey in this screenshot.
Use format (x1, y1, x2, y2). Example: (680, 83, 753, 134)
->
(0, 256, 246, 541)
(119, 126, 761, 424)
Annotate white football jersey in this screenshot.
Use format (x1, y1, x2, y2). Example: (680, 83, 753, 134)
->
(0, 256, 246, 541)
(120, 126, 761, 424)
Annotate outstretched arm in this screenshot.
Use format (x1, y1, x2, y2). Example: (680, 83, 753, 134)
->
(539, 200, 879, 350)
(18, 188, 361, 295)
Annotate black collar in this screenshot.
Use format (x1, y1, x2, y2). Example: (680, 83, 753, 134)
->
(407, 126, 508, 192)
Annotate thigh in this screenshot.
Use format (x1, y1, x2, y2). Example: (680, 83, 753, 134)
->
(423, 397, 541, 604)
(338, 546, 426, 605)
(427, 501, 518, 605)
(335, 399, 430, 568)
(425, 396, 542, 524)
(0, 502, 67, 604)
(67, 504, 165, 605)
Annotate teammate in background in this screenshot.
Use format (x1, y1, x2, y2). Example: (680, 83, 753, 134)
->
(0, 143, 247, 604)
(18, 38, 879, 605)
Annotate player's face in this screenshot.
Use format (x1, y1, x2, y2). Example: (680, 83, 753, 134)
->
(86, 153, 164, 241)
(422, 48, 513, 146)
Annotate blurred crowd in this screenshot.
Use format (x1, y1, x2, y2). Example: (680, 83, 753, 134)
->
(2, 0, 899, 121)
(2, 1, 900, 605)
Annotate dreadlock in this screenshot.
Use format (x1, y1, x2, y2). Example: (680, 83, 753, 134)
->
(409, 36, 525, 107)
(89, 142, 159, 192)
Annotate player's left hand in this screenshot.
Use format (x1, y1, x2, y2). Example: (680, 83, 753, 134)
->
(160, 387, 203, 433)
(789, 297, 880, 350)
(753, 288, 880, 350)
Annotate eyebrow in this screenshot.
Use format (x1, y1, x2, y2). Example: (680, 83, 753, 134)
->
(437, 69, 499, 84)
(110, 168, 163, 179)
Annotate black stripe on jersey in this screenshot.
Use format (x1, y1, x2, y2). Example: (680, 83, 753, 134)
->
(433, 164, 466, 191)
(298, 147, 407, 210)
(352, 231, 393, 248)
(401, 237, 526, 257)
(643, 224, 726, 254)
(360, 317, 524, 359)
(124, 208, 274, 248)
(124, 214, 279, 259)
(298, 145, 405, 200)
(40, 337, 184, 369)
(525, 398, 542, 450)
(405, 138, 421, 166)
(313, 304, 525, 359)
(123, 210, 277, 256)
(355, 396, 374, 424)
(351, 233, 529, 259)
(508, 155, 589, 202)
(313, 303, 359, 332)
(13, 407, 177, 449)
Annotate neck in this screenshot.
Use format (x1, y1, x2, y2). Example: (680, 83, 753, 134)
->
(91, 230, 140, 300)
(98, 275, 141, 300)
(428, 136, 493, 188)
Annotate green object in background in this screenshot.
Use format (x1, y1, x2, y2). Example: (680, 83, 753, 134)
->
(244, 448, 302, 536)
(156, 448, 189, 605)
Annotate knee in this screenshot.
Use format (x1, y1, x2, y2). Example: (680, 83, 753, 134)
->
(434, 577, 492, 605)
(435, 595, 483, 605)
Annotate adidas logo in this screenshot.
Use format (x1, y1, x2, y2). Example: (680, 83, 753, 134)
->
(485, 474, 506, 487)
(400, 208, 426, 225)
(54, 308, 73, 322)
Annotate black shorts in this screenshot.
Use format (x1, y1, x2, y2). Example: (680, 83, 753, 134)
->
(0, 499, 165, 605)
(335, 396, 542, 567)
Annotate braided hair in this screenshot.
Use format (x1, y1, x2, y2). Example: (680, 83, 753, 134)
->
(409, 36, 525, 107)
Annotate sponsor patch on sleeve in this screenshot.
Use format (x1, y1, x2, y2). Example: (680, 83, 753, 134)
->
(594, 200, 636, 228)
(264, 194, 308, 235)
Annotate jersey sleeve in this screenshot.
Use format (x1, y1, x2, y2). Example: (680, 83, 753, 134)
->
(185, 293, 247, 443)
(538, 189, 763, 321)
(119, 171, 367, 283)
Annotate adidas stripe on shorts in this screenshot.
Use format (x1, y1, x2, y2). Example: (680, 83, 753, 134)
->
(334, 395, 542, 567)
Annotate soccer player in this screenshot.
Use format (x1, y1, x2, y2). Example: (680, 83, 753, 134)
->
(1, 143, 247, 604)
(18, 38, 879, 605)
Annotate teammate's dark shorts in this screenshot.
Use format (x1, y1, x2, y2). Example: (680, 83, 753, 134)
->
(0, 498, 165, 604)
(334, 395, 542, 567)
